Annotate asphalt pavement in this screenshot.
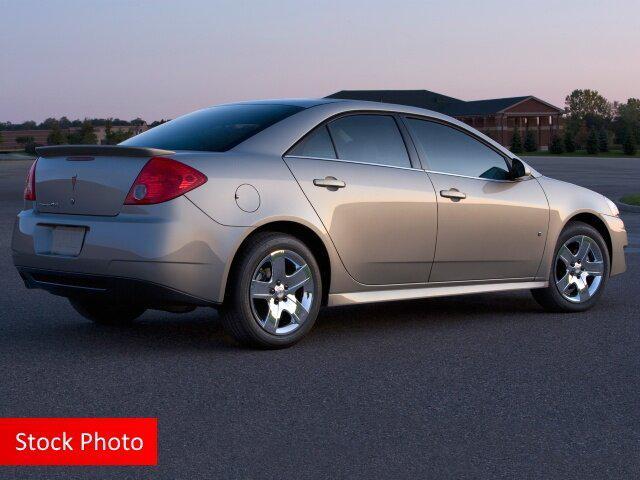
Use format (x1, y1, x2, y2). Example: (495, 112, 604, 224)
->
(1, 156, 639, 479)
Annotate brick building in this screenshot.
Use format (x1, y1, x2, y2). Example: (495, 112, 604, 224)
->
(327, 90, 564, 150)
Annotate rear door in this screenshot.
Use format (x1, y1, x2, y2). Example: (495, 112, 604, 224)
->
(284, 113, 437, 285)
(403, 117, 549, 282)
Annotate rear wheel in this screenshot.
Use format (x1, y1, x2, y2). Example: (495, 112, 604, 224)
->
(221, 232, 322, 348)
(531, 221, 609, 312)
(69, 297, 146, 325)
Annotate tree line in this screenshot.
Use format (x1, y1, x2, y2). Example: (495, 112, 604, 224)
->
(511, 89, 639, 155)
(0, 117, 166, 131)
(1, 118, 168, 154)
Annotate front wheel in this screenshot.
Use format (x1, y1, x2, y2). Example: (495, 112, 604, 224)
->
(221, 232, 322, 348)
(531, 221, 609, 312)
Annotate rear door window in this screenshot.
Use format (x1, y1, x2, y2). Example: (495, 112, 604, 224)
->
(327, 115, 411, 168)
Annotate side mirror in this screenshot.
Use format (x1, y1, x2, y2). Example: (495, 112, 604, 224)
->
(511, 158, 532, 180)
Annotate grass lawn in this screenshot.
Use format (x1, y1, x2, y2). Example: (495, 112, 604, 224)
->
(620, 194, 640, 206)
(522, 149, 640, 158)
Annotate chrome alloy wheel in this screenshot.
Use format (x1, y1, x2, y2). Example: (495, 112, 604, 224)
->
(554, 235, 604, 303)
(249, 249, 315, 335)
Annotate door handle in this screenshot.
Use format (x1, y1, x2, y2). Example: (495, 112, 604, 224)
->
(313, 177, 346, 190)
(440, 188, 466, 201)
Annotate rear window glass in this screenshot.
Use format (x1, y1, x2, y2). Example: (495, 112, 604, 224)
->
(121, 104, 304, 152)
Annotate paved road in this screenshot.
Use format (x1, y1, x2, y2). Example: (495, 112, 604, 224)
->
(1, 157, 639, 479)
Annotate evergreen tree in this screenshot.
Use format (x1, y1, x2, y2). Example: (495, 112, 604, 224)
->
(613, 98, 640, 147)
(47, 122, 67, 145)
(597, 129, 609, 152)
(69, 120, 98, 144)
(524, 129, 537, 152)
(105, 127, 134, 144)
(110, 129, 135, 144)
(24, 140, 38, 155)
(16, 136, 36, 154)
(549, 135, 564, 154)
(623, 134, 637, 156)
(510, 128, 523, 154)
(586, 128, 599, 154)
(563, 129, 576, 153)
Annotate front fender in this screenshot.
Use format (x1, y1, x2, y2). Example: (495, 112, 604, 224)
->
(536, 177, 627, 278)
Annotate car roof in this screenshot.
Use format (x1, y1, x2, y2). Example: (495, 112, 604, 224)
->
(215, 98, 340, 108)
(215, 97, 447, 116)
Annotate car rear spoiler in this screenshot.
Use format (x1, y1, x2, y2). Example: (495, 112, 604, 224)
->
(35, 145, 175, 158)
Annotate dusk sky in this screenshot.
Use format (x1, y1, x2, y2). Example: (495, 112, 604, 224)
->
(2, 0, 639, 123)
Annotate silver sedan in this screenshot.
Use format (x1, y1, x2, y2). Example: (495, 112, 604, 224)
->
(12, 99, 628, 348)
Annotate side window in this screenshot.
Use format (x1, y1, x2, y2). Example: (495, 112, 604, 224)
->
(406, 118, 511, 180)
(327, 115, 411, 168)
(288, 125, 336, 159)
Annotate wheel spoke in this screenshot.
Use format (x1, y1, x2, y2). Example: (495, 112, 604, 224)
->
(262, 300, 282, 333)
(283, 294, 309, 325)
(269, 250, 287, 280)
(251, 279, 272, 299)
(583, 260, 604, 276)
(556, 272, 571, 293)
(575, 236, 592, 262)
(285, 264, 312, 291)
(557, 244, 575, 266)
(578, 283, 591, 302)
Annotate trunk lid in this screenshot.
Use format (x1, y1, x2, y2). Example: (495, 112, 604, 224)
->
(34, 145, 174, 216)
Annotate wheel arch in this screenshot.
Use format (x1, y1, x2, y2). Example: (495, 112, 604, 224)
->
(565, 212, 613, 261)
(225, 220, 332, 305)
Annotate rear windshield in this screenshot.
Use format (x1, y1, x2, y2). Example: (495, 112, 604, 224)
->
(121, 104, 304, 152)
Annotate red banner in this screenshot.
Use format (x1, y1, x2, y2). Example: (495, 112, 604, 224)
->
(0, 418, 157, 466)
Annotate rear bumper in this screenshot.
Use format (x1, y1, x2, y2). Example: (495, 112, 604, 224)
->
(17, 267, 216, 307)
(11, 197, 246, 303)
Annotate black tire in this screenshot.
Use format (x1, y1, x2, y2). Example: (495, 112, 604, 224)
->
(531, 221, 610, 312)
(221, 232, 322, 349)
(69, 296, 146, 325)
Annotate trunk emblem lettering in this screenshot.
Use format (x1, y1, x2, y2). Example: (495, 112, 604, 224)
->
(70, 174, 78, 205)
(38, 202, 59, 208)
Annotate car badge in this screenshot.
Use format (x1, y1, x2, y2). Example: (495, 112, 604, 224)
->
(70, 174, 78, 205)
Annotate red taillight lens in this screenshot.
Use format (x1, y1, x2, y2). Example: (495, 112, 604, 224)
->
(24, 159, 37, 201)
(124, 157, 207, 205)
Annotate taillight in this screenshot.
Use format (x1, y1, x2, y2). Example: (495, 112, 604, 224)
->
(24, 159, 37, 201)
(124, 157, 207, 205)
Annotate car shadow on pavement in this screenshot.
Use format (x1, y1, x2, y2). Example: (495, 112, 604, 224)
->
(315, 291, 544, 331)
(2, 291, 549, 354)
(4, 310, 236, 353)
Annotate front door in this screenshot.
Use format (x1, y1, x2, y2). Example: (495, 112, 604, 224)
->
(285, 114, 437, 285)
(403, 117, 549, 282)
